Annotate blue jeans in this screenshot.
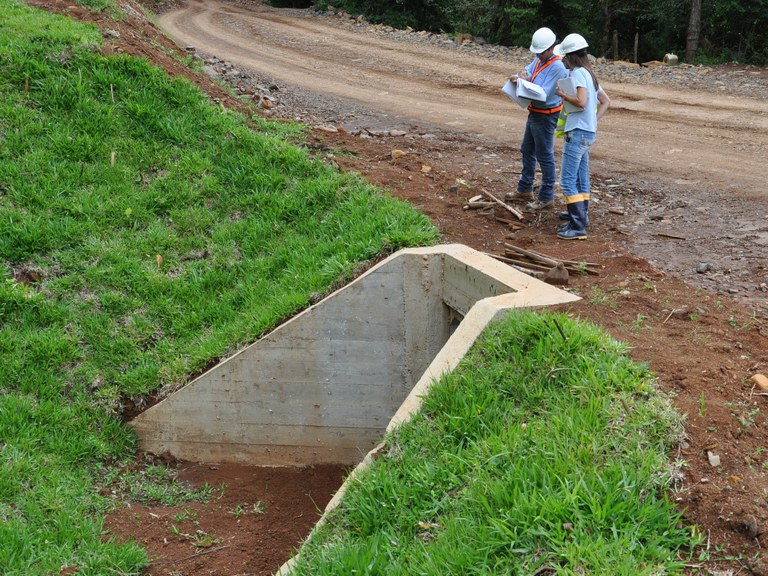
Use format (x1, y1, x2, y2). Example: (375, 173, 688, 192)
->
(518, 112, 558, 201)
(560, 128, 596, 199)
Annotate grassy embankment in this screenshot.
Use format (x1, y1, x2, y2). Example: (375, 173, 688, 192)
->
(0, 1, 700, 574)
(292, 312, 701, 575)
(0, 1, 435, 573)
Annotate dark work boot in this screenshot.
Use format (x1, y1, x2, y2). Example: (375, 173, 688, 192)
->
(557, 201, 588, 240)
(559, 198, 589, 226)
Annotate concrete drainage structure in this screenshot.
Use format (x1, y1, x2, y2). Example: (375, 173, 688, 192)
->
(130, 244, 579, 568)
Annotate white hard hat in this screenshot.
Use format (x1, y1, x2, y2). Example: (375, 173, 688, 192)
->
(556, 33, 589, 55)
(529, 27, 556, 53)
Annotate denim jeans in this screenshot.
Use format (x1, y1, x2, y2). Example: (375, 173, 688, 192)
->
(560, 128, 596, 199)
(518, 112, 559, 201)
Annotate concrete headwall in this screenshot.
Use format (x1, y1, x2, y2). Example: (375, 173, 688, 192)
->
(130, 244, 579, 466)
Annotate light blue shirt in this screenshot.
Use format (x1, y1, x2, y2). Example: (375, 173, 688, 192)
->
(564, 67, 598, 133)
(524, 55, 568, 110)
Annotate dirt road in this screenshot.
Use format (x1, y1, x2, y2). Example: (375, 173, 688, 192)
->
(159, 0, 768, 193)
(159, 0, 768, 309)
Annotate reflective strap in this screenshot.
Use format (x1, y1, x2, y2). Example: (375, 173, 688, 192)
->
(564, 193, 588, 203)
(530, 55, 562, 81)
(528, 103, 563, 115)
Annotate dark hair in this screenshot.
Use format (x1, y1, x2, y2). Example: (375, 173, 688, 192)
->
(565, 49, 599, 90)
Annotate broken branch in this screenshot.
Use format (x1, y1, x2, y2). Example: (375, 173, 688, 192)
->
(482, 190, 524, 220)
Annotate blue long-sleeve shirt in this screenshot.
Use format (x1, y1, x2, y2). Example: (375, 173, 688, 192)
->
(524, 55, 568, 111)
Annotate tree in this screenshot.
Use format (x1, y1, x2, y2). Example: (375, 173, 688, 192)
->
(685, 0, 701, 61)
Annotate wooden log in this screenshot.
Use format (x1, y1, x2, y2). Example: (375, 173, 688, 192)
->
(463, 201, 495, 210)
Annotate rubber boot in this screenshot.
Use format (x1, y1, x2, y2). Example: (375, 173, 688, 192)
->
(557, 200, 588, 240)
(559, 198, 589, 227)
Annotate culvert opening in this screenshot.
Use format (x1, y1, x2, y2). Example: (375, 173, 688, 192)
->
(128, 245, 578, 573)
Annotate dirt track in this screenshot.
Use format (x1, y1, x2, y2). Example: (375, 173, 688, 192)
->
(159, 0, 768, 195)
(158, 0, 768, 309)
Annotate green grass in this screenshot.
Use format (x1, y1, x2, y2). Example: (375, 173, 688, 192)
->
(0, 1, 436, 574)
(292, 312, 699, 575)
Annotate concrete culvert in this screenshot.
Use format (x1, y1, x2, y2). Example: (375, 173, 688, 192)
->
(130, 244, 579, 468)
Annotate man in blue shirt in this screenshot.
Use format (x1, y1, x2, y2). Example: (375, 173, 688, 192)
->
(505, 27, 568, 212)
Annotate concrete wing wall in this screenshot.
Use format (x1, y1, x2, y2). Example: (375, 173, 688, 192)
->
(131, 245, 580, 466)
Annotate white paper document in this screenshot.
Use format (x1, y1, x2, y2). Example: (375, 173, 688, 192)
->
(516, 78, 546, 102)
(502, 79, 529, 109)
(502, 78, 546, 109)
(557, 77, 584, 113)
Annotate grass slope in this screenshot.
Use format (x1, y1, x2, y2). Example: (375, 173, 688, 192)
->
(0, 2, 436, 573)
(293, 312, 699, 575)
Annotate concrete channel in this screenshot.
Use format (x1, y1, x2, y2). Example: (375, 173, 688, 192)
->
(129, 244, 579, 570)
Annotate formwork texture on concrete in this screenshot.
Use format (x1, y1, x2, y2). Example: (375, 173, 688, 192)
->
(130, 244, 579, 467)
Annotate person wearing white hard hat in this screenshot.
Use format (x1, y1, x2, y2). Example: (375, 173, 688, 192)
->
(553, 33, 607, 240)
(504, 27, 568, 212)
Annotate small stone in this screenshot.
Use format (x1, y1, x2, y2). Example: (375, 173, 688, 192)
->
(707, 451, 720, 467)
(750, 374, 768, 391)
(544, 262, 569, 286)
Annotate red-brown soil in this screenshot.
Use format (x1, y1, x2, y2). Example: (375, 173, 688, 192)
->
(25, 0, 768, 574)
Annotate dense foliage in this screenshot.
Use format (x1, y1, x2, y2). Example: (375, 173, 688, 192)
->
(309, 0, 768, 64)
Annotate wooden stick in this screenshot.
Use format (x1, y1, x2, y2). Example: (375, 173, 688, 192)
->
(504, 243, 601, 272)
(180, 545, 231, 562)
(502, 251, 600, 276)
(655, 232, 686, 240)
(497, 256, 553, 272)
(487, 254, 543, 277)
(504, 243, 559, 267)
(482, 190, 523, 220)
(558, 258, 601, 269)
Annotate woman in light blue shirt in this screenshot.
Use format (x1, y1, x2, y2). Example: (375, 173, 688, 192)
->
(555, 33, 606, 240)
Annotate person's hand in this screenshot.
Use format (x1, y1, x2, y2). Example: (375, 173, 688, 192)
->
(510, 74, 519, 84)
(556, 85, 565, 98)
(519, 70, 530, 81)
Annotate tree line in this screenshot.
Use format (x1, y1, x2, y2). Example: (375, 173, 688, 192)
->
(269, 0, 768, 65)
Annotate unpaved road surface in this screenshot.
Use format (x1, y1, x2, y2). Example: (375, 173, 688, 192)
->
(159, 0, 768, 311)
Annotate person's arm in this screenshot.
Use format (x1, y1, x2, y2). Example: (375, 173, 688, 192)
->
(512, 60, 534, 83)
(597, 87, 611, 120)
(557, 85, 588, 109)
